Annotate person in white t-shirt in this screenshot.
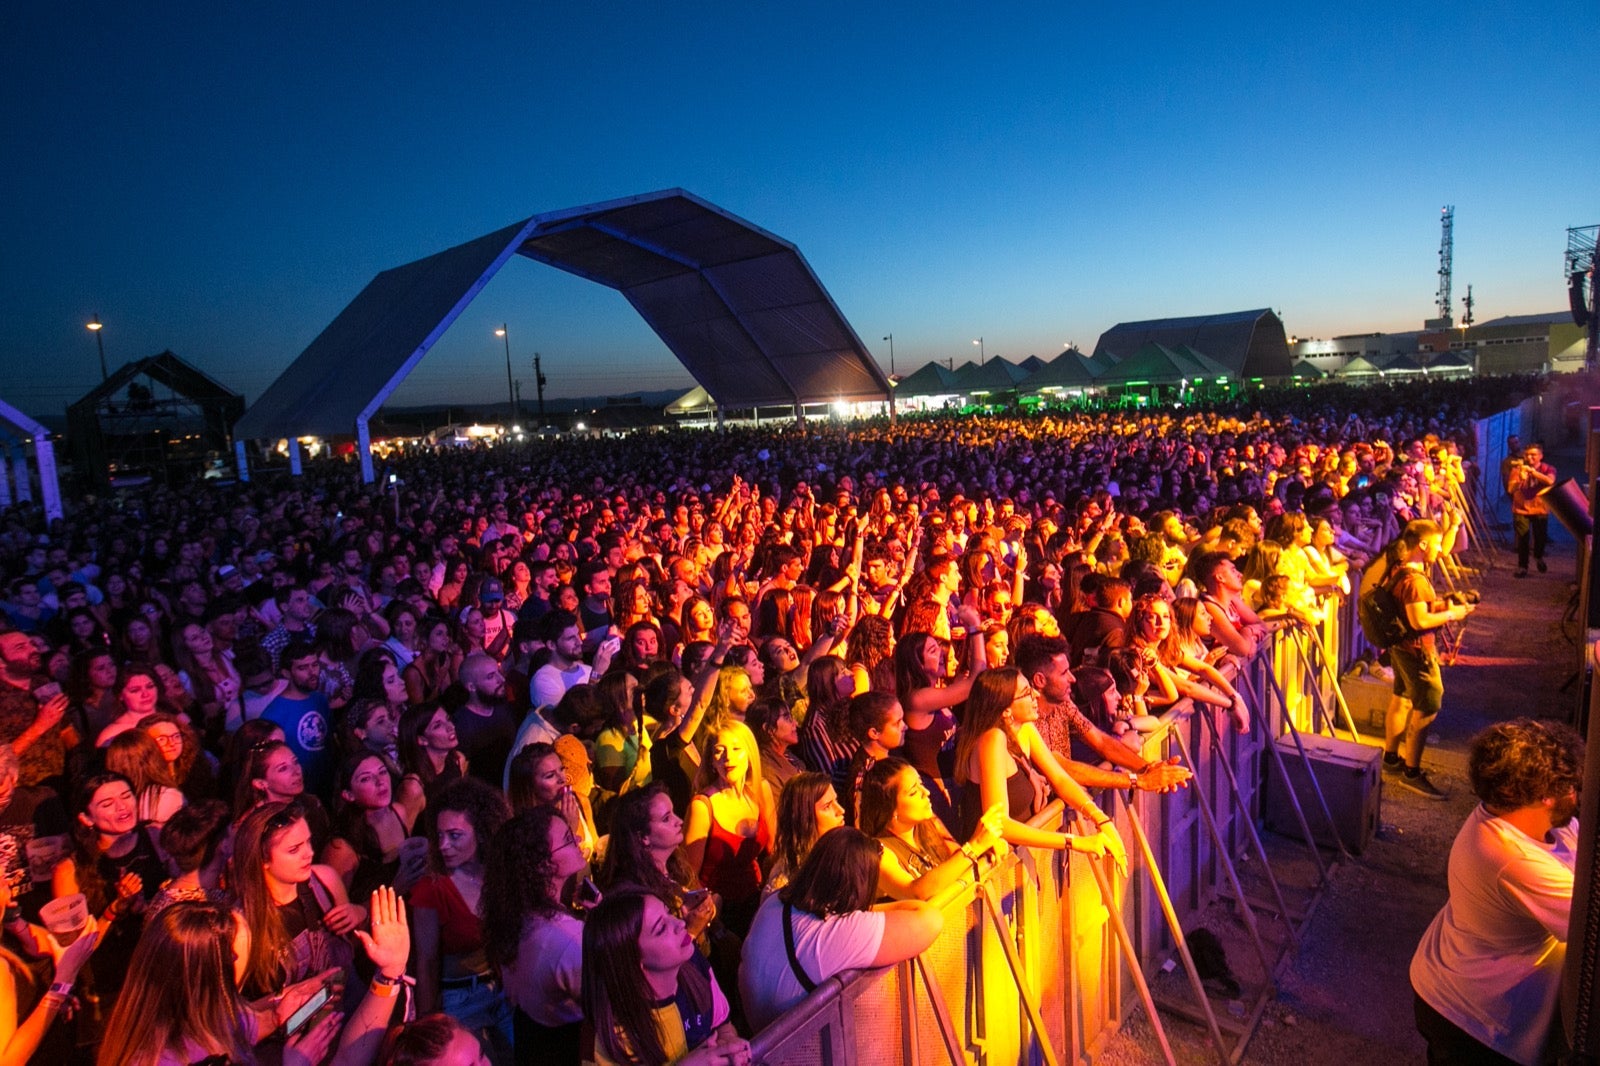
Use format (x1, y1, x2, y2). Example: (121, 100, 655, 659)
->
(738, 827, 942, 1033)
(530, 611, 594, 710)
(1410, 718, 1584, 1066)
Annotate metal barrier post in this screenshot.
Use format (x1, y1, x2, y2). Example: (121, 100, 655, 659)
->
(1185, 704, 1303, 950)
(1238, 668, 1332, 883)
(1160, 719, 1276, 980)
(1117, 795, 1234, 1066)
(1086, 857, 1178, 1066)
(1254, 654, 1355, 866)
(978, 881, 1062, 1066)
(1288, 625, 1361, 741)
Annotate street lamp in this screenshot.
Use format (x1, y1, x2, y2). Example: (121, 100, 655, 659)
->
(494, 325, 516, 425)
(882, 333, 895, 375)
(86, 315, 108, 380)
(973, 337, 984, 365)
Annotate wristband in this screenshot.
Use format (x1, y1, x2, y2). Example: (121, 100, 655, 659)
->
(1124, 770, 1139, 789)
(46, 980, 74, 1000)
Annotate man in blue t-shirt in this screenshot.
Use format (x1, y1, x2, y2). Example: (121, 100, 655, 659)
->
(257, 639, 334, 799)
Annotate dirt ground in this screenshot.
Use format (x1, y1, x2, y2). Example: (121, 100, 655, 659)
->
(1097, 468, 1583, 1065)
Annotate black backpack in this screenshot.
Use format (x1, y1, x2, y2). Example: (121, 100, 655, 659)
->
(1358, 560, 1415, 649)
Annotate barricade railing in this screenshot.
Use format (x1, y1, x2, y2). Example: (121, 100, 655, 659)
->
(749, 622, 1333, 1064)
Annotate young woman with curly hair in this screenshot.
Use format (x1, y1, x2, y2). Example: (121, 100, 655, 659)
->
(412, 777, 514, 1057)
(481, 806, 592, 1064)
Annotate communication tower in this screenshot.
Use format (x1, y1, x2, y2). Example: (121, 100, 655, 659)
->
(1427, 206, 1454, 328)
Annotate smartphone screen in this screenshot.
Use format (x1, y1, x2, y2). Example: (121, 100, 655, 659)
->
(283, 986, 330, 1036)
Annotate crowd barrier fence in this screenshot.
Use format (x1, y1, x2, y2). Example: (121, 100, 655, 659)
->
(749, 609, 1361, 1064)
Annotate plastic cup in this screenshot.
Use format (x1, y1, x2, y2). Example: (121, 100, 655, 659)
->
(40, 893, 89, 945)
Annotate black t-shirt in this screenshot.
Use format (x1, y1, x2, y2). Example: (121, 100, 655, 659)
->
(453, 702, 520, 787)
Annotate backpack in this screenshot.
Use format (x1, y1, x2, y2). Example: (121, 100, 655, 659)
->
(1357, 562, 1415, 649)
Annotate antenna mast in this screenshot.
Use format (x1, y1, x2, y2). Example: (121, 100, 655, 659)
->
(1435, 205, 1454, 327)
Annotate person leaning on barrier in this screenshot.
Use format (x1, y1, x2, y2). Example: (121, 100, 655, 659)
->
(737, 827, 942, 1034)
(951, 668, 1128, 872)
(1012, 635, 1192, 794)
(1410, 718, 1582, 1066)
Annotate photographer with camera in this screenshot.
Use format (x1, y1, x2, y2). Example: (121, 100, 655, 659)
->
(1507, 442, 1555, 578)
(1378, 519, 1476, 800)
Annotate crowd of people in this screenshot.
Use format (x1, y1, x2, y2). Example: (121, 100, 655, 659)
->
(0, 375, 1557, 1064)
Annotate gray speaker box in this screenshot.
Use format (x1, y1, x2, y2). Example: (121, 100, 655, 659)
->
(1263, 732, 1381, 855)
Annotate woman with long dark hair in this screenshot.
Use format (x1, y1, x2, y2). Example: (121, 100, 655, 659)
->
(229, 800, 365, 1008)
(94, 665, 165, 748)
(595, 785, 718, 943)
(66, 647, 120, 744)
(506, 742, 598, 862)
(171, 619, 243, 736)
(582, 889, 749, 1066)
(404, 616, 464, 706)
(761, 772, 844, 896)
(412, 777, 514, 1059)
(891, 616, 986, 829)
(951, 668, 1126, 868)
(232, 739, 333, 848)
(745, 698, 802, 795)
(738, 828, 943, 1033)
(794, 657, 856, 776)
(399, 703, 468, 801)
(858, 757, 1004, 900)
(481, 806, 592, 1064)
(51, 773, 168, 1007)
(323, 751, 427, 899)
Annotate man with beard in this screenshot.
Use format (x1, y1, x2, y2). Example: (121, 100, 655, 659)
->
(0, 630, 69, 789)
(1410, 718, 1583, 1065)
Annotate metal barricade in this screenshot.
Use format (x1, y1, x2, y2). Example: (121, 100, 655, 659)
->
(750, 620, 1325, 1065)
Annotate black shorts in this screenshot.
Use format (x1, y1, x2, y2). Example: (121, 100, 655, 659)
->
(1391, 644, 1443, 717)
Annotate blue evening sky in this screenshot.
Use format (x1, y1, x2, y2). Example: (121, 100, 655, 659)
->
(1, 2, 1591, 413)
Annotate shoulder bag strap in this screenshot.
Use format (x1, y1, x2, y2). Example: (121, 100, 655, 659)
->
(782, 903, 818, 993)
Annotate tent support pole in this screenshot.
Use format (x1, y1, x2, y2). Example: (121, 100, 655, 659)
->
(356, 419, 374, 484)
(11, 449, 31, 504)
(33, 437, 61, 522)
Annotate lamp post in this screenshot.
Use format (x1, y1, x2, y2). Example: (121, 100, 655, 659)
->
(494, 325, 516, 425)
(86, 315, 107, 380)
(882, 333, 895, 376)
(973, 337, 984, 365)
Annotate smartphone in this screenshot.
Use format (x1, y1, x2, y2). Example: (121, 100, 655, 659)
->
(575, 877, 603, 908)
(283, 985, 330, 1037)
(32, 682, 61, 702)
(682, 888, 710, 909)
